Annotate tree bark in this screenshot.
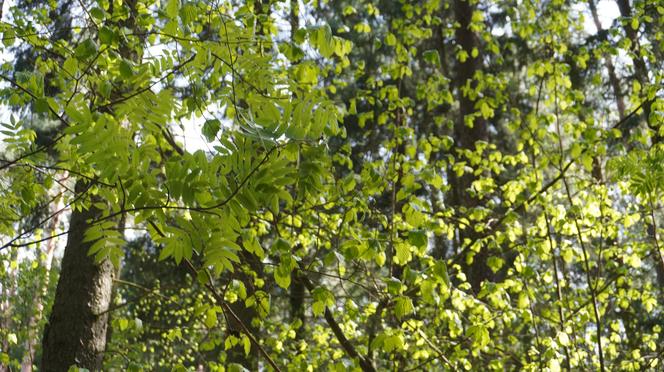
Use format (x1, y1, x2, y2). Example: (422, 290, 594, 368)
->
(450, 0, 490, 292)
(41, 182, 114, 371)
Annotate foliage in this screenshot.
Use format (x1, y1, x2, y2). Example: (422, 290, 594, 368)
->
(0, 0, 663, 371)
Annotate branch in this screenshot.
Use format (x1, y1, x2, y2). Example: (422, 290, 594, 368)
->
(92, 54, 196, 112)
(297, 272, 376, 372)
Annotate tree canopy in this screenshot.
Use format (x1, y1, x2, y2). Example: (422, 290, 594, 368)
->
(0, 0, 662, 371)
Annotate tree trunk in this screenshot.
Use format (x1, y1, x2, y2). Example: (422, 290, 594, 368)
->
(450, 0, 490, 292)
(226, 252, 262, 369)
(41, 182, 114, 371)
(614, 0, 660, 144)
(0, 249, 17, 372)
(588, 0, 625, 120)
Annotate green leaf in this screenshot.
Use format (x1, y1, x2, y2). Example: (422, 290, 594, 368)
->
(89, 7, 105, 20)
(408, 230, 427, 248)
(432, 260, 450, 287)
(99, 27, 115, 45)
(3, 29, 15, 47)
(34, 98, 49, 113)
(203, 119, 221, 141)
(243, 335, 251, 356)
(394, 296, 414, 319)
(75, 39, 98, 61)
(468, 324, 490, 348)
(119, 60, 133, 78)
(394, 242, 412, 265)
(204, 308, 217, 328)
(166, 0, 180, 18)
(422, 50, 440, 66)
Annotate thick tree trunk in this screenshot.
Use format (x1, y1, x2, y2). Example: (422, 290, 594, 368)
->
(41, 182, 114, 371)
(450, 0, 490, 292)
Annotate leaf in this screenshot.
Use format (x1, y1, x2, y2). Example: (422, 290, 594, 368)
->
(3, 29, 15, 47)
(422, 50, 440, 66)
(274, 262, 292, 289)
(34, 98, 49, 113)
(394, 242, 412, 265)
(203, 119, 221, 141)
(394, 297, 414, 319)
(89, 7, 105, 20)
(75, 39, 98, 61)
(432, 260, 450, 287)
(166, 0, 180, 18)
(63, 57, 79, 76)
(408, 230, 427, 248)
(119, 60, 134, 78)
(467, 324, 490, 348)
(205, 308, 217, 328)
(243, 335, 251, 356)
(314, 25, 335, 58)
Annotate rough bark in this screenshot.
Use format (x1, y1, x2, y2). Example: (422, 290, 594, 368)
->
(450, 0, 490, 292)
(40, 0, 144, 367)
(41, 182, 114, 371)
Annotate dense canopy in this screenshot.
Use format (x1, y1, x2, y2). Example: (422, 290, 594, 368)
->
(0, 0, 662, 370)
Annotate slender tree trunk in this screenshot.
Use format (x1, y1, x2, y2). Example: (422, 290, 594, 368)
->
(615, 0, 660, 144)
(287, 0, 306, 336)
(41, 182, 114, 371)
(0, 249, 17, 372)
(615, 0, 664, 286)
(290, 0, 299, 37)
(450, 0, 489, 292)
(588, 0, 625, 120)
(226, 252, 262, 368)
(226, 3, 271, 367)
